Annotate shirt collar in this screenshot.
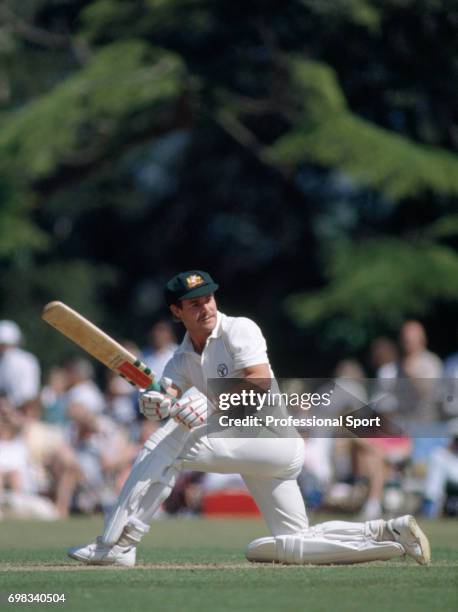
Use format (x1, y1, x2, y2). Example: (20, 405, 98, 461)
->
(209, 311, 223, 339)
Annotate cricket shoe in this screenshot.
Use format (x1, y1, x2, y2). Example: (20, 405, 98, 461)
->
(387, 515, 431, 565)
(68, 537, 136, 567)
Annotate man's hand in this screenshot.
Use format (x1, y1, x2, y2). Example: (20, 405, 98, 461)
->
(139, 389, 172, 421)
(170, 393, 207, 429)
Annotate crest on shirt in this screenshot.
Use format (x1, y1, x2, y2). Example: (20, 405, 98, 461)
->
(186, 274, 205, 289)
(217, 363, 228, 377)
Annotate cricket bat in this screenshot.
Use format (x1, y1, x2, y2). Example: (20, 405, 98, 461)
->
(42, 301, 160, 391)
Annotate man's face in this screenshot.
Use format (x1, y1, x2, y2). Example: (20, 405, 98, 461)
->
(171, 294, 217, 335)
(400, 322, 426, 354)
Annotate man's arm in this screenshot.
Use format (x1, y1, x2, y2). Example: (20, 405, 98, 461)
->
(242, 363, 271, 380)
(167, 365, 273, 427)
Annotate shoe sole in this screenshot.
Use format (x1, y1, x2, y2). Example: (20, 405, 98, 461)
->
(408, 516, 431, 565)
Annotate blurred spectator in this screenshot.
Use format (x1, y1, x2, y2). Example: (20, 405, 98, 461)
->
(121, 339, 141, 360)
(0, 398, 59, 520)
(400, 320, 442, 380)
(298, 436, 333, 510)
(0, 398, 30, 494)
(443, 352, 458, 378)
(333, 359, 368, 407)
(67, 404, 131, 513)
(63, 358, 105, 415)
(141, 320, 178, 378)
(301, 361, 366, 511)
(0, 320, 41, 408)
(104, 372, 137, 429)
(41, 366, 68, 424)
(370, 337, 399, 379)
(422, 419, 458, 518)
(353, 436, 412, 520)
(164, 471, 205, 516)
(370, 326, 443, 420)
(330, 361, 372, 513)
(400, 321, 442, 420)
(20, 399, 80, 518)
(164, 472, 247, 516)
(327, 360, 411, 519)
(373, 321, 443, 423)
(439, 352, 458, 417)
(369, 338, 401, 414)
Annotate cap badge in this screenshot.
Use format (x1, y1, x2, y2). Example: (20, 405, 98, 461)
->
(186, 274, 205, 289)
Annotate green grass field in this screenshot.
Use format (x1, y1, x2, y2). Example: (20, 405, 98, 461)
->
(1, 516, 457, 611)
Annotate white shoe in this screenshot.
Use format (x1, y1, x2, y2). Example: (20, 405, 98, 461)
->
(246, 536, 277, 563)
(67, 537, 136, 567)
(387, 515, 431, 565)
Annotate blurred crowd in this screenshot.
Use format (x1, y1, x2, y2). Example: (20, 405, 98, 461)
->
(299, 320, 458, 521)
(0, 319, 177, 520)
(0, 318, 457, 522)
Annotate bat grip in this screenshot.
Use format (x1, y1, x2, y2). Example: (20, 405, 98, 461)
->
(145, 381, 162, 392)
(144, 381, 176, 403)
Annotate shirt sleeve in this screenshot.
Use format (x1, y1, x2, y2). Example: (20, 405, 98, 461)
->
(163, 354, 191, 394)
(226, 317, 269, 370)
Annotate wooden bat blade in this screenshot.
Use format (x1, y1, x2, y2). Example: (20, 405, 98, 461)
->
(42, 301, 156, 389)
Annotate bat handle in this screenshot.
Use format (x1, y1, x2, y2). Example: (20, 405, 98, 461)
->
(144, 380, 176, 403)
(145, 381, 162, 392)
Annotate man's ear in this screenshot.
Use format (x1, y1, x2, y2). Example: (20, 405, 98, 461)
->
(170, 303, 182, 323)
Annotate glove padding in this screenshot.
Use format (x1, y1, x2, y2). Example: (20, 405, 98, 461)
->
(170, 393, 207, 429)
(139, 388, 172, 421)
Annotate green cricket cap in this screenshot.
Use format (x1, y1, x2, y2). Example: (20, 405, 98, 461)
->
(165, 270, 219, 305)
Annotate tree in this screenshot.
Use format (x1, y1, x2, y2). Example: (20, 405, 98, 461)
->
(0, 0, 457, 372)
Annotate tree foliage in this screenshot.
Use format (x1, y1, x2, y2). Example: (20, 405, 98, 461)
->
(0, 0, 457, 372)
(268, 59, 458, 200)
(286, 234, 458, 347)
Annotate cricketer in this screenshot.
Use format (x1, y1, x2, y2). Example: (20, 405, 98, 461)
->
(68, 270, 430, 566)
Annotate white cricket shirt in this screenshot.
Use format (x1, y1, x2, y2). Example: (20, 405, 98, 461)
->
(163, 312, 271, 394)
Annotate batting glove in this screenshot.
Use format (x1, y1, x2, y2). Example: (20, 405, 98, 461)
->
(170, 393, 207, 429)
(139, 388, 172, 421)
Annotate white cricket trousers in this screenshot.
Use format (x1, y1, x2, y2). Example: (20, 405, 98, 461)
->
(103, 419, 306, 542)
(102, 420, 404, 563)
